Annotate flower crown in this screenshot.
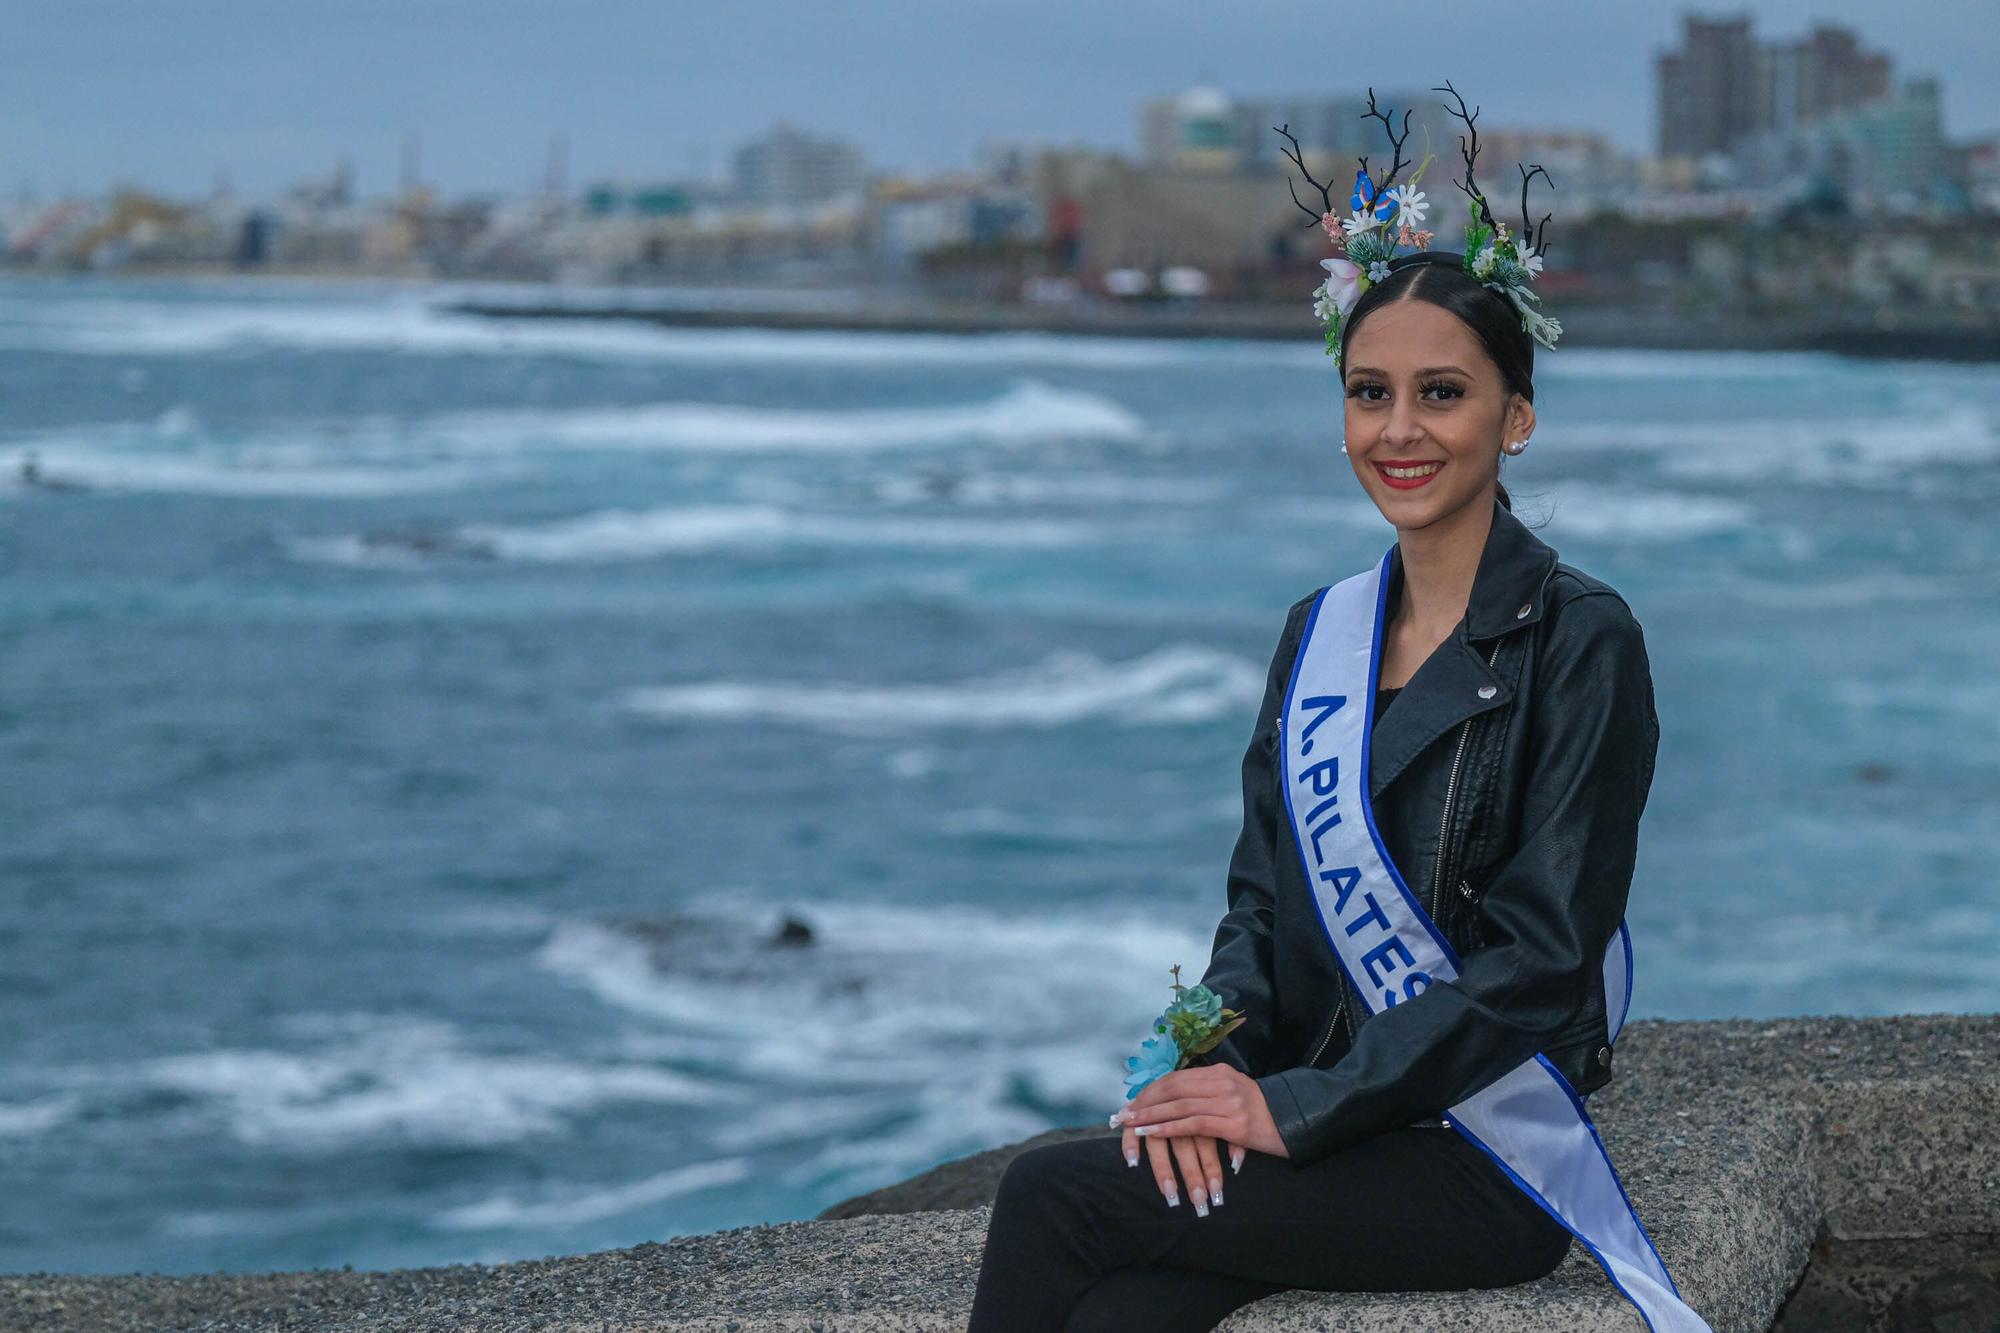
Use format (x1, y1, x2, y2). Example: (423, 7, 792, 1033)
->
(1275, 82, 1563, 369)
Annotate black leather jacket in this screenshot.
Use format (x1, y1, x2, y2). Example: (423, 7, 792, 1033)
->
(1198, 496, 1661, 1166)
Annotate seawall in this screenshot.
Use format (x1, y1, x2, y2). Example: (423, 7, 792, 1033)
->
(4, 1014, 1996, 1331)
(433, 298, 2000, 363)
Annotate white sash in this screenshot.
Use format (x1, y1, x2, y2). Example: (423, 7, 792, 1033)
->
(1277, 548, 1709, 1333)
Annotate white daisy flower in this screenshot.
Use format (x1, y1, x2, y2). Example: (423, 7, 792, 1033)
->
(1312, 281, 1338, 322)
(1514, 241, 1544, 276)
(1389, 185, 1428, 226)
(1341, 208, 1382, 236)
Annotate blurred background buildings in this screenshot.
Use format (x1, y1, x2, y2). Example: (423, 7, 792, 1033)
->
(4, 11, 1996, 323)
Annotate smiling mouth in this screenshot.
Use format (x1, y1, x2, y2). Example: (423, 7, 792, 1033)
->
(1368, 456, 1448, 488)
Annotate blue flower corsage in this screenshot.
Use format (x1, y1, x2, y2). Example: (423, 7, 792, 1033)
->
(1120, 965, 1249, 1100)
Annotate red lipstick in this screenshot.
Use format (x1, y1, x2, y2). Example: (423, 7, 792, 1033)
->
(1374, 458, 1445, 490)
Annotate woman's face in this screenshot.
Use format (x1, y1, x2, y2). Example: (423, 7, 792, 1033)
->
(1340, 297, 1534, 531)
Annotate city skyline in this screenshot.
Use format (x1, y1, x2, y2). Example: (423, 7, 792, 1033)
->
(4, 0, 1997, 202)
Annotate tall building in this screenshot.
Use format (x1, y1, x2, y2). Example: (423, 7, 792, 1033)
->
(1658, 14, 1896, 159)
(1766, 23, 1893, 134)
(731, 122, 866, 209)
(1141, 86, 1246, 172)
(1731, 76, 1954, 209)
(1819, 76, 1950, 204)
(1657, 14, 1765, 158)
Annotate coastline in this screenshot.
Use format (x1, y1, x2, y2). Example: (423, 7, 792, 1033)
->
(431, 297, 2000, 363)
(7, 1013, 1996, 1332)
(2, 268, 1992, 362)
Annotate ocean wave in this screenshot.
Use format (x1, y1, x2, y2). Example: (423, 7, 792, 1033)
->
(0, 291, 1305, 370)
(0, 296, 699, 362)
(537, 900, 1213, 1188)
(421, 379, 1145, 453)
(123, 1012, 726, 1150)
(0, 1094, 80, 1138)
(433, 1158, 753, 1231)
(1548, 403, 2000, 484)
(1518, 483, 1756, 541)
(860, 468, 1222, 507)
(1718, 569, 1975, 609)
(284, 501, 1098, 567)
(1539, 347, 1839, 380)
(620, 642, 1263, 733)
(0, 443, 494, 499)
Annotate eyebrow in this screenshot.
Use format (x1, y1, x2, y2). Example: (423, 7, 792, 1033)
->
(1343, 365, 1472, 379)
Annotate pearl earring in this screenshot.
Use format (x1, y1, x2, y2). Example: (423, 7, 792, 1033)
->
(1504, 439, 1529, 455)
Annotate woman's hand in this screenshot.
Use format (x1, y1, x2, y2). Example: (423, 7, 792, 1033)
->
(1119, 1122, 1231, 1216)
(1115, 1065, 1289, 1165)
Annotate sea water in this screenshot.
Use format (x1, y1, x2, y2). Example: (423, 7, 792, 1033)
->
(1, 274, 1994, 1276)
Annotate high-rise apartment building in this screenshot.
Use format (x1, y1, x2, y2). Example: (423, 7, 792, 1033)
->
(731, 122, 867, 209)
(1657, 13, 1896, 159)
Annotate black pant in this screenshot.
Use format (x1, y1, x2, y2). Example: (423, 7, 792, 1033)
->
(967, 1126, 1574, 1333)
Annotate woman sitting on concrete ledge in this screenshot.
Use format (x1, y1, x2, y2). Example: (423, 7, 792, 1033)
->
(969, 85, 1709, 1333)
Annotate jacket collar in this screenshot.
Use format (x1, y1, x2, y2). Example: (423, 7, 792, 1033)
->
(1366, 497, 1559, 800)
(1382, 495, 1560, 642)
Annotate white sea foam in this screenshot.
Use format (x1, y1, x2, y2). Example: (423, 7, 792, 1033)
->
(1547, 403, 2000, 485)
(0, 291, 1305, 370)
(1538, 347, 1840, 381)
(862, 468, 1222, 507)
(0, 1095, 80, 1137)
(284, 501, 1098, 568)
(0, 444, 493, 498)
(620, 642, 1263, 733)
(1720, 570, 1974, 609)
(1521, 483, 1755, 541)
(538, 899, 1212, 1188)
(421, 379, 1145, 453)
(130, 1013, 727, 1150)
(434, 1158, 753, 1231)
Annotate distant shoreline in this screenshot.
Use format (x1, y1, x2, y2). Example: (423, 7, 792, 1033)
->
(437, 296, 2000, 363)
(4, 268, 1991, 362)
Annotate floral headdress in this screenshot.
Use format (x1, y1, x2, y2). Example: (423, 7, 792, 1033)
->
(1275, 81, 1563, 369)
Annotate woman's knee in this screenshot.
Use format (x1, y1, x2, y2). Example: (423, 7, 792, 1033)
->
(993, 1139, 1084, 1213)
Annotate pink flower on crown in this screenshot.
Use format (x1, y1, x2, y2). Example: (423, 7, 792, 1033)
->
(1318, 257, 1364, 320)
(1320, 210, 1343, 242)
(1414, 228, 1435, 248)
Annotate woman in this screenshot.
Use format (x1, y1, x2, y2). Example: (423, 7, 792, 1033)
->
(966, 114, 1671, 1331)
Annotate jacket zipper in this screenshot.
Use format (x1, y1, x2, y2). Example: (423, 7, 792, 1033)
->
(1307, 980, 1347, 1068)
(1429, 637, 1505, 922)
(1310, 636, 1503, 1069)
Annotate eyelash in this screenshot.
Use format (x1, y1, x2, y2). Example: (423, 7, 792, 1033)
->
(1346, 380, 1464, 401)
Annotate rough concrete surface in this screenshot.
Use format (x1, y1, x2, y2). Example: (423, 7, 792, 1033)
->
(3, 1014, 1994, 1332)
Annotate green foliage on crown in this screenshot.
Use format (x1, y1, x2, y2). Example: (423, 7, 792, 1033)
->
(1345, 230, 1392, 267)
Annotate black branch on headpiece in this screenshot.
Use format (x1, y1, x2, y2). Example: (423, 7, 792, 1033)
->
(1354, 88, 1413, 212)
(1433, 80, 1499, 231)
(1272, 123, 1339, 229)
(1517, 163, 1555, 262)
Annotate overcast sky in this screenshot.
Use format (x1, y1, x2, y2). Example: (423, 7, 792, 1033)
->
(4, 0, 1995, 200)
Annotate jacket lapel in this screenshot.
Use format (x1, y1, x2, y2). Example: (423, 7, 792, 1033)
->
(1365, 498, 1559, 801)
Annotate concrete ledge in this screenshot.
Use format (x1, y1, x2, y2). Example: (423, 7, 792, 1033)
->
(4, 1015, 1995, 1332)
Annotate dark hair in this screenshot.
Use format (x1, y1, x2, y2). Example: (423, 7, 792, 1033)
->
(1338, 251, 1533, 512)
